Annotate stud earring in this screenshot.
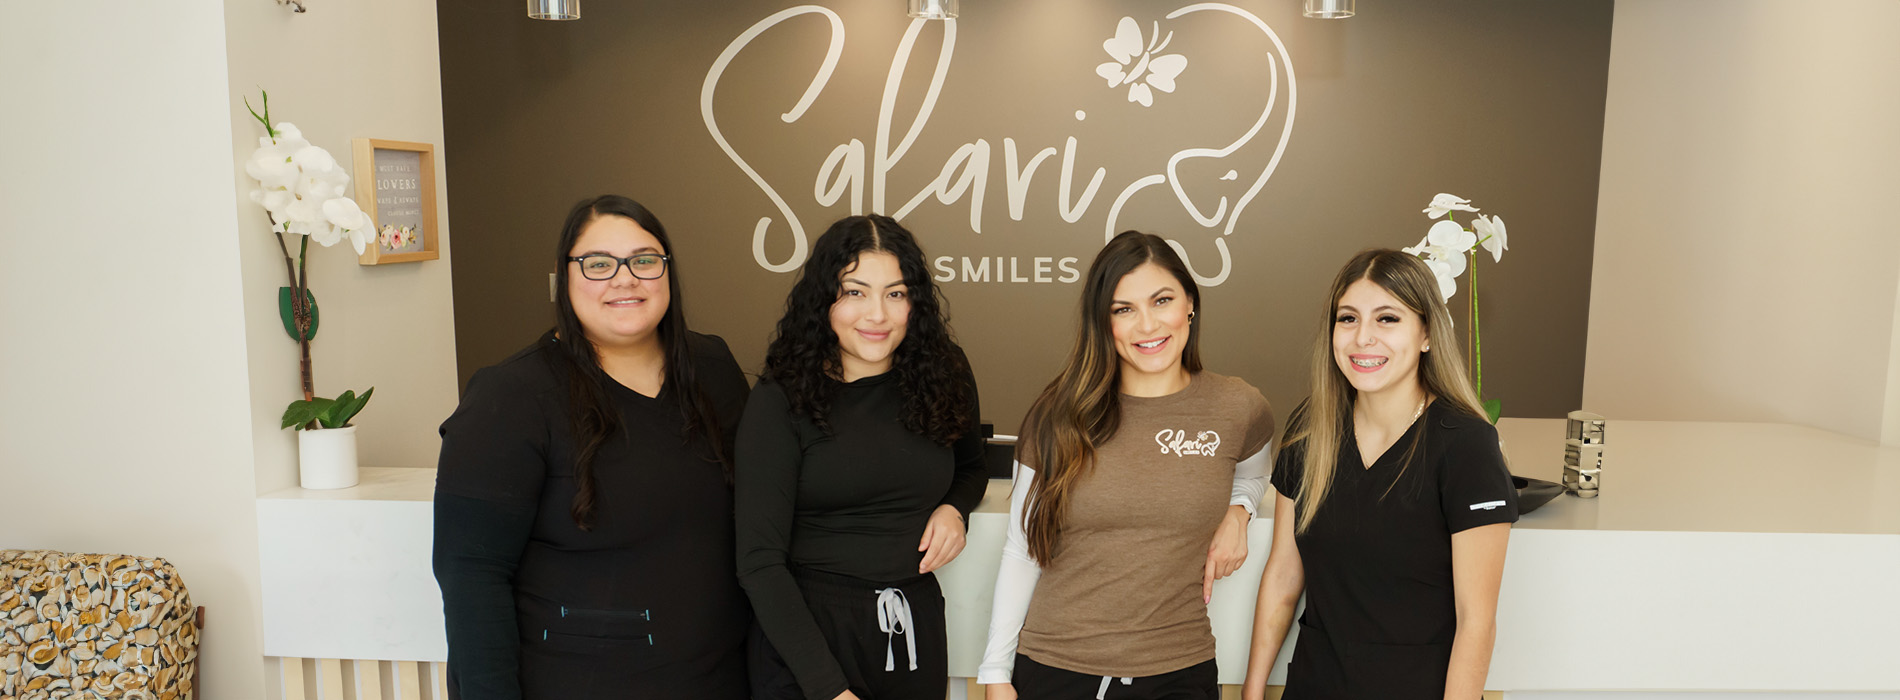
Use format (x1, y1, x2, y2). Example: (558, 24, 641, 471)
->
(1187, 311, 1196, 320)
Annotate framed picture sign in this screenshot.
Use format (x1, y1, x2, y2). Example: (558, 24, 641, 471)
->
(351, 138, 440, 265)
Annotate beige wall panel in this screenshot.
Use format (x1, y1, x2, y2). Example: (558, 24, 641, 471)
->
(0, 2, 266, 698)
(1584, 0, 1900, 439)
(224, 0, 461, 491)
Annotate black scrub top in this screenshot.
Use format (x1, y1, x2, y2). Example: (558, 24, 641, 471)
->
(433, 331, 752, 700)
(1270, 399, 1519, 700)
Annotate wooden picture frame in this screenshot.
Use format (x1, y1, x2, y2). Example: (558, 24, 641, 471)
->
(352, 138, 440, 265)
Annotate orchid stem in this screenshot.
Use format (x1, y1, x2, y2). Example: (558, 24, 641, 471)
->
(1471, 250, 1482, 401)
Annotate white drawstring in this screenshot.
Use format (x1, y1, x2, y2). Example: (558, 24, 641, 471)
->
(1094, 675, 1132, 699)
(874, 587, 918, 671)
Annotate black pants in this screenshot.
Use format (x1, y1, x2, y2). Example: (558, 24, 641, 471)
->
(750, 569, 947, 700)
(1015, 655, 1219, 700)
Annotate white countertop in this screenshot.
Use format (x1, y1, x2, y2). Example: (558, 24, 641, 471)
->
(1494, 417, 1900, 534)
(255, 420, 1900, 690)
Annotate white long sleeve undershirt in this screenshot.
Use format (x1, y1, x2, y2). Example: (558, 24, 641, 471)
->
(975, 442, 1272, 684)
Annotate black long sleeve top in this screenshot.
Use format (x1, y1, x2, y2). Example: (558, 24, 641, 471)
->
(734, 367, 987, 700)
(432, 331, 751, 700)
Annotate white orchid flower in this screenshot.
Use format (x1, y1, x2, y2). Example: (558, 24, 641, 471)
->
(260, 190, 296, 223)
(1422, 257, 1458, 301)
(273, 122, 304, 143)
(1426, 219, 1476, 254)
(246, 144, 301, 191)
(1422, 193, 1479, 219)
(1473, 214, 1508, 262)
(285, 196, 325, 227)
(323, 198, 373, 254)
(309, 223, 345, 248)
(291, 145, 337, 173)
(296, 167, 349, 201)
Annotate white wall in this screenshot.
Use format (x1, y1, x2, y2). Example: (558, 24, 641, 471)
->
(224, 0, 461, 493)
(1583, 0, 1900, 442)
(0, 2, 266, 698)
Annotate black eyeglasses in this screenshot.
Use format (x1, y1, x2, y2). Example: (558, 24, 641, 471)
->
(569, 253, 670, 281)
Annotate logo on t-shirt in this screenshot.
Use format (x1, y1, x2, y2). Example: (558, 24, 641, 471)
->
(1469, 500, 1507, 511)
(1155, 429, 1221, 457)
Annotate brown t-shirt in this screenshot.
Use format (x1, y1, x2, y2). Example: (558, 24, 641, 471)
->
(1016, 371, 1275, 676)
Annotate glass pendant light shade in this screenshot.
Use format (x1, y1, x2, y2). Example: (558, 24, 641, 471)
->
(1302, 0, 1354, 19)
(528, 0, 580, 21)
(908, 0, 958, 20)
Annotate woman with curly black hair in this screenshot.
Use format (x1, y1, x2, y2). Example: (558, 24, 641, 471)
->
(736, 215, 986, 700)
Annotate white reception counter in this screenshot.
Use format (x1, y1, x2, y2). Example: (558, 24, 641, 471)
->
(257, 418, 1900, 692)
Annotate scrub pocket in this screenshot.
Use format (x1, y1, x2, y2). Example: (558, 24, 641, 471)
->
(516, 593, 657, 661)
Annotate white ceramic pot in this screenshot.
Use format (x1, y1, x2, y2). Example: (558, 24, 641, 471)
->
(298, 425, 360, 490)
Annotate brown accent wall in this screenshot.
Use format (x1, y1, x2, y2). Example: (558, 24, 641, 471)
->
(439, 0, 1612, 430)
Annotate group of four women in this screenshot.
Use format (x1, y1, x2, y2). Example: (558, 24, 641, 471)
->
(433, 194, 1519, 700)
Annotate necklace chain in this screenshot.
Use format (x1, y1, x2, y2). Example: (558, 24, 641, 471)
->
(1411, 397, 1427, 424)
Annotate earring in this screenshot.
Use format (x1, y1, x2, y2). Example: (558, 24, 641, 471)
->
(1187, 311, 1196, 320)
(1422, 344, 1430, 352)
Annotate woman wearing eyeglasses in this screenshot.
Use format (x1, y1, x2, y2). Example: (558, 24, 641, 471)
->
(433, 195, 752, 699)
(736, 215, 987, 700)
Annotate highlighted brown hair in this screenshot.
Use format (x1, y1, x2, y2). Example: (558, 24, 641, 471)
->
(1019, 231, 1202, 564)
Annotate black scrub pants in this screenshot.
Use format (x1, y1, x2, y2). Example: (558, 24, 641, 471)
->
(750, 568, 948, 700)
(1014, 655, 1218, 700)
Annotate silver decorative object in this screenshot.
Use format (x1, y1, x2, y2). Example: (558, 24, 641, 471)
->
(1563, 411, 1606, 497)
(1303, 0, 1355, 19)
(528, 0, 579, 21)
(908, 0, 957, 19)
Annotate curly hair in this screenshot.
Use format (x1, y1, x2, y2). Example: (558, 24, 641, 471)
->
(763, 215, 973, 446)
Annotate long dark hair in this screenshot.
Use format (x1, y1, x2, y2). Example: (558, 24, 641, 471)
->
(1019, 231, 1203, 564)
(550, 195, 729, 531)
(762, 215, 972, 445)
(1287, 249, 1484, 532)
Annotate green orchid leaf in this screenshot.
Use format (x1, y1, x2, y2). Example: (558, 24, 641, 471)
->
(316, 390, 355, 429)
(277, 287, 320, 341)
(1483, 399, 1503, 425)
(331, 387, 375, 428)
(281, 397, 337, 430)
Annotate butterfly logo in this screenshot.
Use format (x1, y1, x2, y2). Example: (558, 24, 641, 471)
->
(1095, 17, 1188, 107)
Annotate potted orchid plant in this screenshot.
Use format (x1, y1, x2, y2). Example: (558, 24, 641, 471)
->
(243, 89, 377, 489)
(1404, 193, 1510, 424)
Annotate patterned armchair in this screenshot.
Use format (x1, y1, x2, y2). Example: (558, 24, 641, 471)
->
(0, 550, 200, 699)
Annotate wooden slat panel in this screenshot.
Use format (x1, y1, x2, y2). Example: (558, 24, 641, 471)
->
(356, 659, 384, 700)
(431, 662, 447, 700)
(318, 659, 345, 700)
(396, 661, 422, 700)
(281, 657, 308, 700)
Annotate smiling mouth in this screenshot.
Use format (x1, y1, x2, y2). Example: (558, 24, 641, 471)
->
(607, 298, 645, 306)
(1134, 337, 1168, 351)
(1350, 356, 1387, 368)
(857, 329, 891, 340)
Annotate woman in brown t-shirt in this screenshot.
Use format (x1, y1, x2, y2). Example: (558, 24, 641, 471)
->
(979, 231, 1276, 700)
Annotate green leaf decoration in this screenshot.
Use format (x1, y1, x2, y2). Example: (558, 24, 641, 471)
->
(277, 287, 320, 341)
(328, 386, 374, 428)
(281, 397, 337, 430)
(1483, 398, 1503, 425)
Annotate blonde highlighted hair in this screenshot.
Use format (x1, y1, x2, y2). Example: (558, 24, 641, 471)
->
(1286, 249, 1486, 533)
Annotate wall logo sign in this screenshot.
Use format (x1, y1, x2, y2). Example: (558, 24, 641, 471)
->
(701, 3, 1296, 286)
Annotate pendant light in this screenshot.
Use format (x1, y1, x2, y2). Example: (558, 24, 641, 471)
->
(1303, 0, 1354, 19)
(908, 0, 958, 20)
(528, 0, 580, 21)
